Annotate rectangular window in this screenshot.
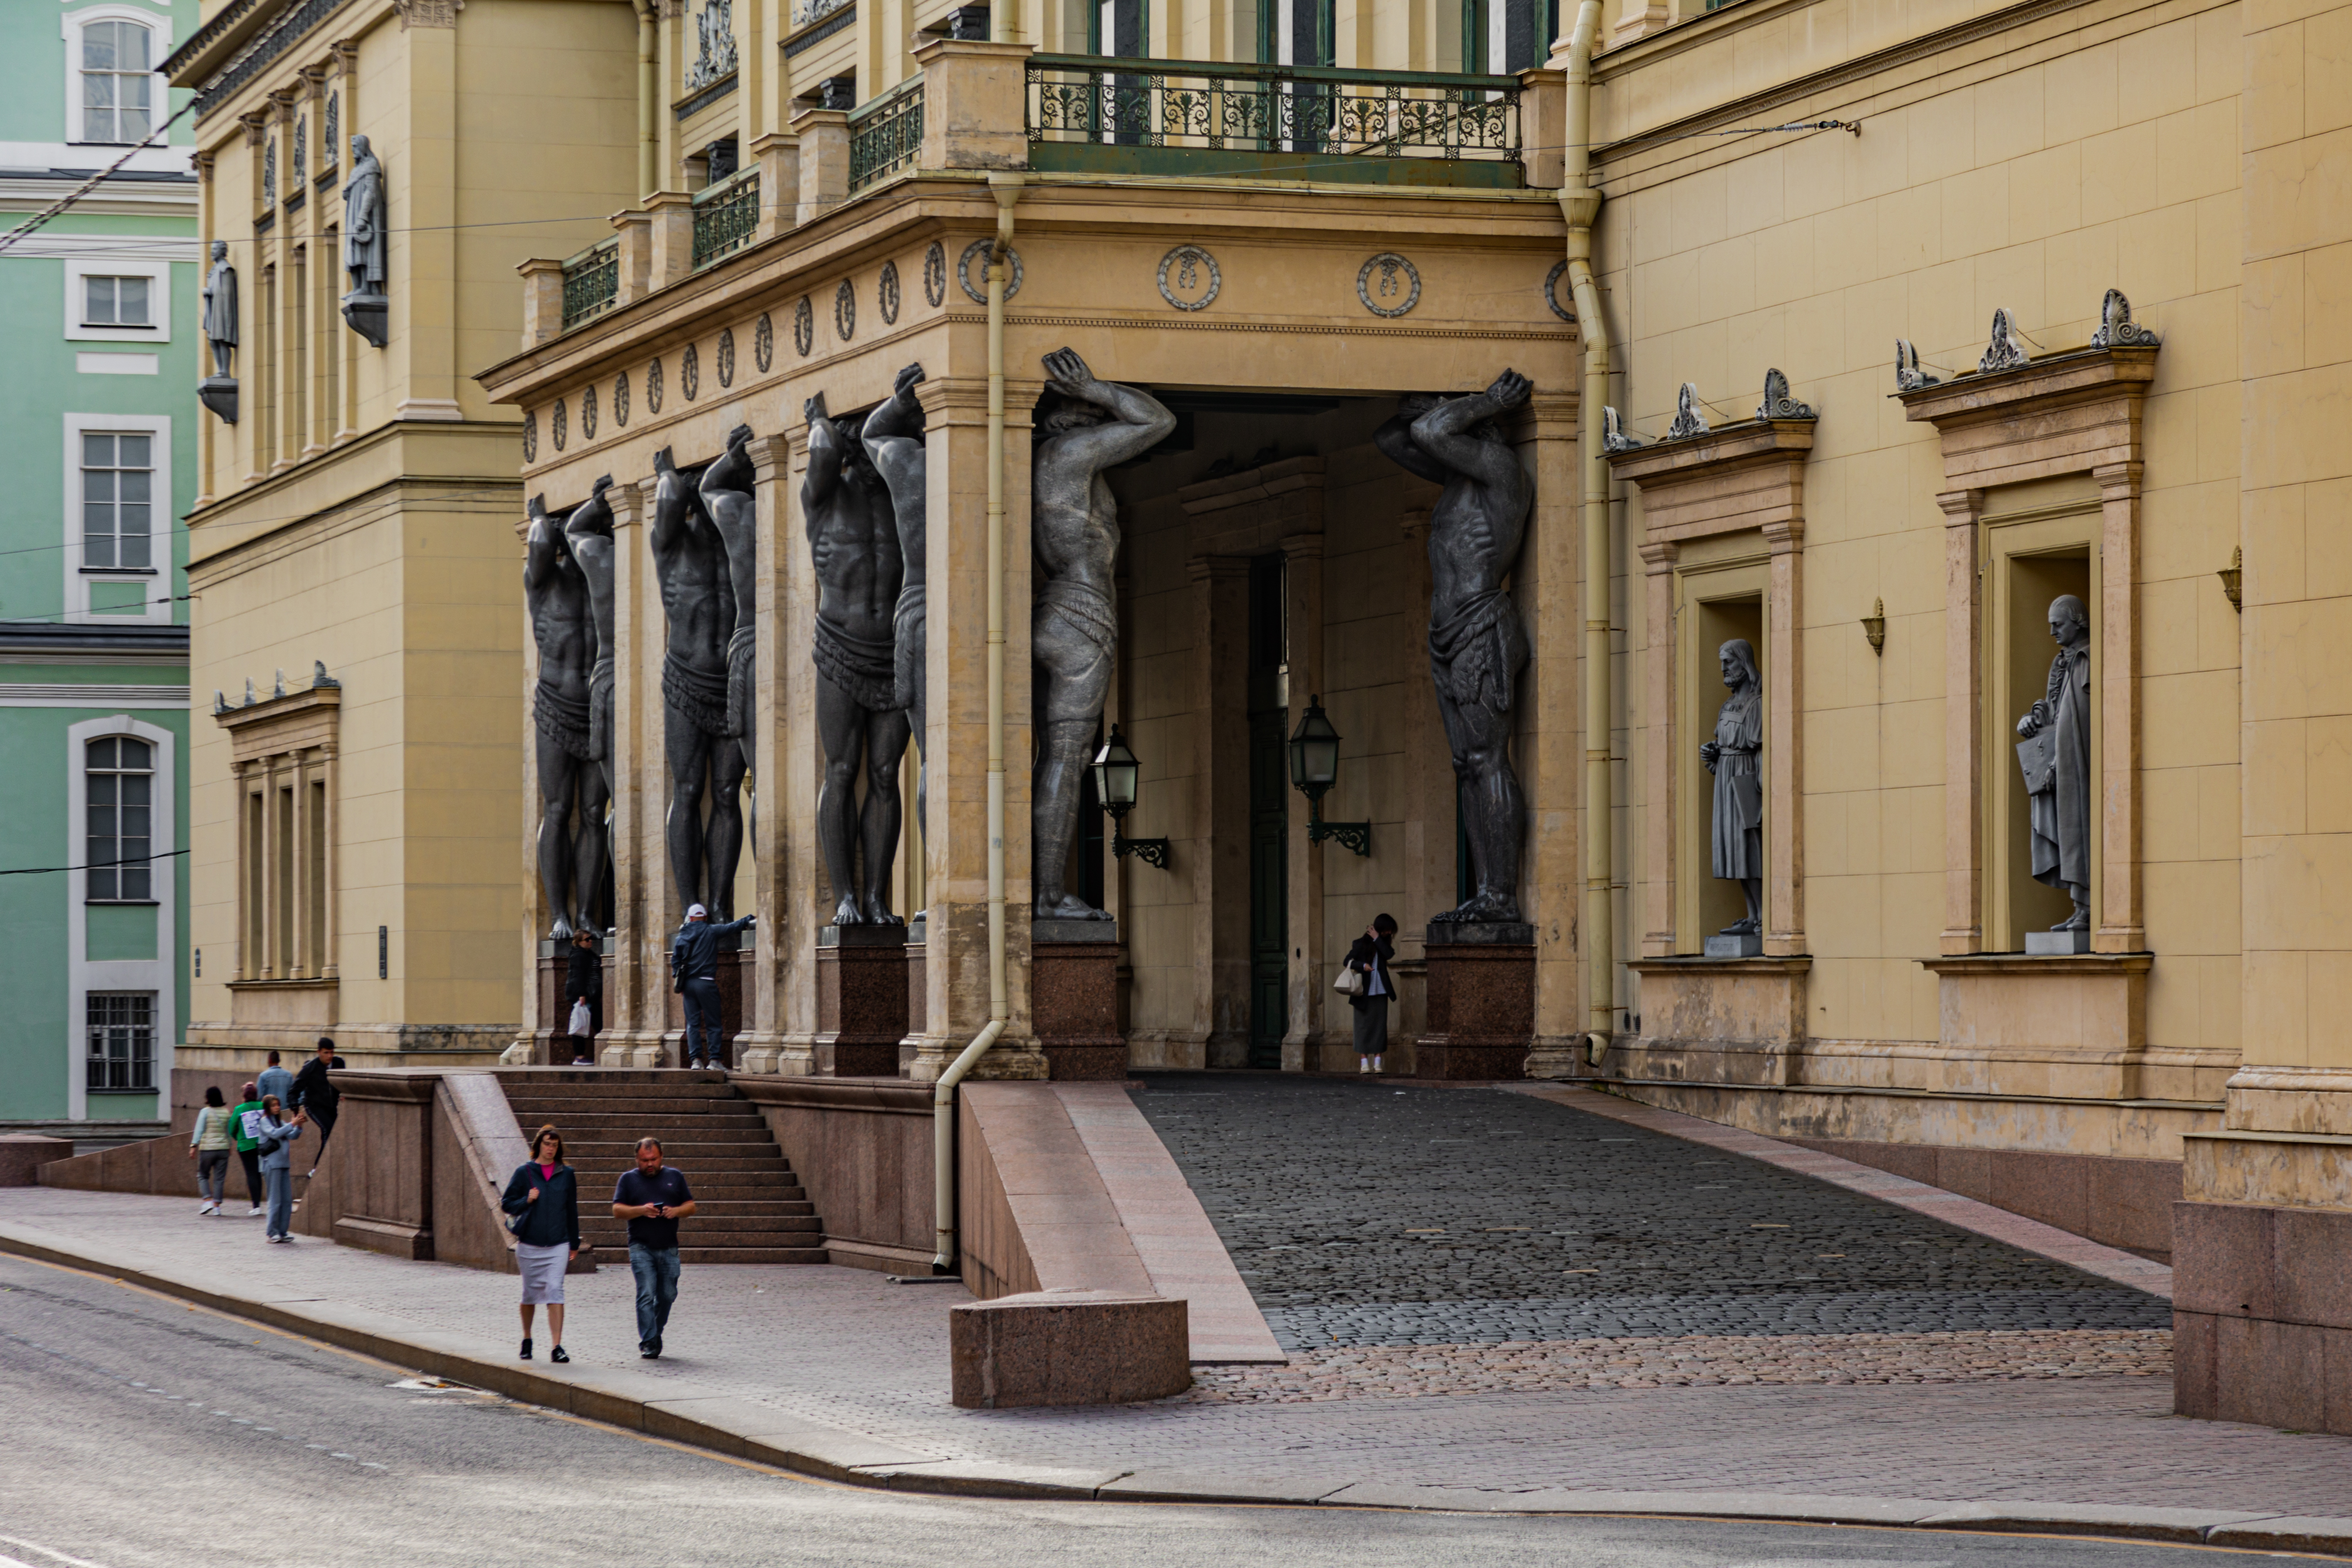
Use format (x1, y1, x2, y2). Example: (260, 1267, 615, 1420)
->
(80, 20, 154, 144)
(83, 276, 152, 328)
(81, 432, 153, 571)
(85, 992, 155, 1091)
(86, 735, 154, 902)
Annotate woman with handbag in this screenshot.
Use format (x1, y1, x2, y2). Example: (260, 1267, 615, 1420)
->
(501, 1125, 580, 1362)
(1345, 913, 1400, 1075)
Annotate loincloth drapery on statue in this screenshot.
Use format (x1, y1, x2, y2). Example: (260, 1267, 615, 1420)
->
(534, 680, 595, 762)
(1427, 586, 1523, 716)
(588, 657, 614, 761)
(725, 625, 756, 741)
(812, 614, 900, 713)
(893, 580, 927, 711)
(662, 650, 735, 737)
(1034, 576, 1118, 714)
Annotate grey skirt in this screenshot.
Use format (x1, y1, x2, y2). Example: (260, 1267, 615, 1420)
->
(517, 1241, 568, 1305)
(1352, 996, 1390, 1056)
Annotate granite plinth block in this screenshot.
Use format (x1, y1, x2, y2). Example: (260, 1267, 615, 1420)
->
(0, 1135, 74, 1186)
(2172, 1200, 2352, 1434)
(1035, 917, 1118, 944)
(533, 946, 605, 1065)
(1703, 932, 1764, 958)
(2025, 928, 2094, 955)
(817, 931, 909, 1077)
(1030, 931, 1124, 1081)
(1419, 928, 1533, 1080)
(949, 1289, 1191, 1408)
(664, 947, 751, 1068)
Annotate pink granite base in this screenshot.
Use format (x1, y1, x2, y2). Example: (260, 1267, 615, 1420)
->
(949, 1289, 1191, 1408)
(0, 1136, 74, 1187)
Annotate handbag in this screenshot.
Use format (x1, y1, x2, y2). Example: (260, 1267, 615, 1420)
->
(504, 1167, 538, 1237)
(1334, 965, 1364, 995)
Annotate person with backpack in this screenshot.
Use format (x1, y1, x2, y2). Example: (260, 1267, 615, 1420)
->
(230, 1081, 265, 1216)
(187, 1086, 235, 1216)
(290, 1037, 342, 1179)
(253, 1096, 306, 1242)
(669, 905, 753, 1070)
(500, 1124, 580, 1362)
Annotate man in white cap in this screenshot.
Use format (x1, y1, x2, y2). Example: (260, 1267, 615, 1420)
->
(670, 903, 753, 1069)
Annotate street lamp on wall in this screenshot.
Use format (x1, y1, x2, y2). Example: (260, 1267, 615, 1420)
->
(1286, 695, 1371, 857)
(1090, 723, 1170, 870)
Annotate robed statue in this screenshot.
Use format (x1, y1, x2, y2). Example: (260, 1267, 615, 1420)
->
(1700, 639, 1764, 934)
(2016, 594, 2092, 931)
(201, 240, 236, 380)
(341, 135, 388, 346)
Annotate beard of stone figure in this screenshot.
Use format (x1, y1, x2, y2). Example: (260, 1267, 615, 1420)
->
(1700, 642, 1764, 934)
(2017, 595, 2092, 930)
(806, 393, 910, 928)
(527, 496, 611, 940)
(651, 447, 748, 922)
(1029, 347, 1178, 921)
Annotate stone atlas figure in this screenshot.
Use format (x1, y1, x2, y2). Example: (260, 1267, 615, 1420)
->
(2016, 593, 2093, 932)
(201, 240, 236, 380)
(1700, 638, 1765, 935)
(524, 495, 610, 938)
(341, 135, 387, 345)
(1029, 347, 1176, 920)
(650, 447, 747, 919)
(1374, 369, 1535, 924)
(805, 392, 910, 927)
(700, 425, 759, 744)
(862, 362, 929, 869)
(562, 477, 618, 794)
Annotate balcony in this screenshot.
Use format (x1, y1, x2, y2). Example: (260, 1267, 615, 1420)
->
(560, 238, 619, 332)
(692, 168, 760, 270)
(849, 77, 925, 193)
(1025, 55, 1525, 188)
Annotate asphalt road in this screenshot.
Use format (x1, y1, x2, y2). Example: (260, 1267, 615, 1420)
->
(0, 1255, 2305, 1568)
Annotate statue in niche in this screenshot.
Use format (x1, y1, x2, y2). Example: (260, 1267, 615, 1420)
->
(340, 135, 388, 346)
(699, 425, 759, 745)
(1700, 638, 1765, 936)
(862, 363, 929, 872)
(201, 241, 236, 380)
(651, 447, 748, 919)
(804, 392, 909, 927)
(2015, 594, 2093, 932)
(525, 495, 611, 939)
(1374, 369, 1535, 924)
(563, 477, 618, 796)
(1030, 348, 1177, 920)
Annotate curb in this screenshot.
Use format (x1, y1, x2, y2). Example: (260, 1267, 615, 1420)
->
(4, 1222, 2348, 1556)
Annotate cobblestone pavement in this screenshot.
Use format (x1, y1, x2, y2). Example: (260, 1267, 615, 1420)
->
(1129, 1075, 2171, 1349)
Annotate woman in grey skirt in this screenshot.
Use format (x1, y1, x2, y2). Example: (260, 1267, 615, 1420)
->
(1347, 913, 1400, 1074)
(501, 1125, 580, 1362)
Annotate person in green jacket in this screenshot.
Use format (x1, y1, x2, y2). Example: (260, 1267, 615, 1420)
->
(229, 1081, 265, 1218)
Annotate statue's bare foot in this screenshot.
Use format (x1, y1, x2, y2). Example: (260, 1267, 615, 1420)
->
(832, 897, 864, 927)
(1721, 917, 1761, 935)
(550, 914, 575, 940)
(1036, 893, 1109, 920)
(1435, 892, 1521, 924)
(863, 898, 905, 928)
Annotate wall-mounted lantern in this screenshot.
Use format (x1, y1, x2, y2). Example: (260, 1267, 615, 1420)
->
(2218, 548, 2242, 612)
(1090, 723, 1169, 870)
(1286, 695, 1371, 857)
(1861, 596, 1886, 655)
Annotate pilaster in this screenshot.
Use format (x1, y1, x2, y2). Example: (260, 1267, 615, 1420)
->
(1280, 530, 1326, 1072)
(1940, 488, 1986, 955)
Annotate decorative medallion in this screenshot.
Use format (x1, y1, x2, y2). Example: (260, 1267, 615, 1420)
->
(614, 371, 630, 428)
(717, 327, 735, 388)
(1755, 368, 1813, 421)
(681, 342, 700, 401)
(1156, 245, 1221, 312)
(1356, 252, 1420, 318)
(1542, 260, 1574, 324)
(1665, 382, 1709, 441)
(923, 241, 947, 307)
(956, 239, 1023, 303)
(522, 409, 538, 463)
(793, 295, 814, 355)
(581, 383, 598, 441)
(1978, 307, 2029, 373)
(879, 260, 901, 325)
(551, 398, 568, 452)
(754, 312, 774, 373)
(646, 357, 664, 415)
(834, 279, 856, 341)
(2089, 288, 2160, 349)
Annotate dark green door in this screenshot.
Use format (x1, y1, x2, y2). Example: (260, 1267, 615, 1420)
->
(1247, 555, 1289, 1069)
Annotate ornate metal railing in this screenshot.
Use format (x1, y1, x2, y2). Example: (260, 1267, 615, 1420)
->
(849, 77, 925, 192)
(1025, 55, 1521, 184)
(561, 239, 619, 331)
(692, 168, 760, 269)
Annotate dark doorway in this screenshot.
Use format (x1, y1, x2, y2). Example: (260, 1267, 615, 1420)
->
(1246, 553, 1289, 1069)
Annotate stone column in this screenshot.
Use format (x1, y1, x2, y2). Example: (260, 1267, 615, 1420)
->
(2092, 460, 2144, 954)
(1189, 553, 1251, 1067)
(392, 17, 465, 422)
(1637, 538, 1679, 957)
(1519, 391, 1585, 1074)
(769, 420, 827, 1076)
(736, 433, 796, 1073)
(1394, 507, 1449, 1066)
(1939, 488, 1985, 956)
(1762, 517, 1807, 957)
(1280, 531, 1326, 1072)
(600, 475, 666, 1066)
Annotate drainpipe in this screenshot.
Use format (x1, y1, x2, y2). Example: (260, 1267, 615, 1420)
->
(1558, 0, 1614, 1063)
(931, 173, 1025, 1273)
(636, 1, 659, 199)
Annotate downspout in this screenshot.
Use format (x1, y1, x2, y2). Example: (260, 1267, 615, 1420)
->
(931, 173, 1025, 1273)
(1558, 0, 1614, 1063)
(636, 1, 659, 199)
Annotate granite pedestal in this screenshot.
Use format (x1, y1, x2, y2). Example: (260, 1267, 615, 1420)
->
(816, 925, 910, 1077)
(533, 936, 606, 1065)
(1418, 921, 1534, 1080)
(900, 924, 927, 1076)
(1032, 918, 1125, 1081)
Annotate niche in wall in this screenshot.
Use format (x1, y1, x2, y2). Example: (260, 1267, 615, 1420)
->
(1676, 560, 1766, 951)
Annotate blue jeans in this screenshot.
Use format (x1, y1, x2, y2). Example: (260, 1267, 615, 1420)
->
(680, 977, 723, 1067)
(263, 1166, 293, 1239)
(629, 1243, 680, 1348)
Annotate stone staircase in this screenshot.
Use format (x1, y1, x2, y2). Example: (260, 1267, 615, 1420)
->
(498, 1071, 827, 1265)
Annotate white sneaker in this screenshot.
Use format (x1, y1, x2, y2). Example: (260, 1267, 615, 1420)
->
(197, 1201, 213, 1214)
(1372, 1056, 1384, 1072)
(1357, 1058, 1369, 1073)
(246, 1206, 263, 1217)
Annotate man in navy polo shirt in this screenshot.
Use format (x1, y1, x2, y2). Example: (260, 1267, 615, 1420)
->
(612, 1136, 696, 1358)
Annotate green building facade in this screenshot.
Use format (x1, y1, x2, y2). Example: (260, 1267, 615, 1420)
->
(0, 0, 198, 1130)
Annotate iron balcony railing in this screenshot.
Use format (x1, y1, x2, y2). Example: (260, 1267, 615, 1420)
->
(692, 167, 760, 269)
(849, 77, 925, 192)
(1025, 54, 1522, 187)
(561, 238, 619, 331)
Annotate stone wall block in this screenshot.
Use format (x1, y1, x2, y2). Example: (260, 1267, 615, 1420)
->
(645, 191, 696, 291)
(949, 1289, 1190, 1408)
(2171, 1200, 2278, 1319)
(911, 40, 1035, 171)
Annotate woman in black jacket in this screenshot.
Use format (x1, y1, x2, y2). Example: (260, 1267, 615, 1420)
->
(1348, 913, 1400, 1075)
(502, 1125, 580, 1362)
(564, 931, 603, 1063)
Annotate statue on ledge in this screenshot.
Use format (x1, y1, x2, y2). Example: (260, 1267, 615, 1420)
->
(1700, 638, 1764, 936)
(652, 447, 747, 920)
(2016, 594, 2093, 932)
(525, 494, 610, 940)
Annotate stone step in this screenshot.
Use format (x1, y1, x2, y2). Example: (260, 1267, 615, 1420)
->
(582, 1215, 821, 1237)
(570, 1178, 806, 1200)
(504, 1098, 763, 1118)
(556, 1130, 774, 1148)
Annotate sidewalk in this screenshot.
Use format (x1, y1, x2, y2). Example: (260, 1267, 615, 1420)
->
(4, 1093, 2349, 1554)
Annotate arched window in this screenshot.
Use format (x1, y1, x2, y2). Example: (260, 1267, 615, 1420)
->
(76, 16, 156, 144)
(86, 734, 153, 902)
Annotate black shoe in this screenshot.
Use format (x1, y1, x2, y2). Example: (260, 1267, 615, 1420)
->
(550, 1346, 569, 1364)
(639, 1346, 657, 1359)
(520, 1338, 533, 1360)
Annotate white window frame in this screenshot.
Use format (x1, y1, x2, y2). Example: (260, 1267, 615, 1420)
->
(65, 714, 176, 1121)
(63, 255, 171, 344)
(63, 412, 172, 625)
(61, 6, 167, 149)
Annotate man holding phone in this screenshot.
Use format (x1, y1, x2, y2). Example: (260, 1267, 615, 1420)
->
(612, 1136, 696, 1358)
